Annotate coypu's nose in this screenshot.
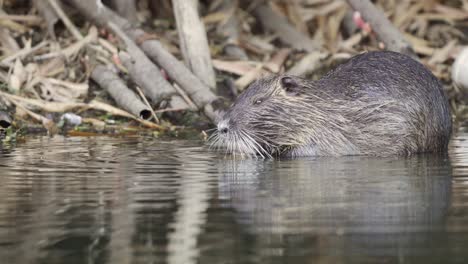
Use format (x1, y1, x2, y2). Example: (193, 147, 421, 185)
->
(217, 120, 230, 134)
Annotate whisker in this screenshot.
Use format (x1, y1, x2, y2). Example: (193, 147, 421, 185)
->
(205, 127, 218, 132)
(241, 130, 264, 159)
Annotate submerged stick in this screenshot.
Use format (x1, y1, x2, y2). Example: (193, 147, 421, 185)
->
(91, 65, 151, 120)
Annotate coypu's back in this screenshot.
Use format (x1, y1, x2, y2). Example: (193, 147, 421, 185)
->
(213, 51, 452, 157)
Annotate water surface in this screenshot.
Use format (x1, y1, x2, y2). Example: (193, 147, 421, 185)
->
(0, 133, 468, 263)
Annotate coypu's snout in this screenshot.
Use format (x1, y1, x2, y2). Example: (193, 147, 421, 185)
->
(217, 119, 232, 135)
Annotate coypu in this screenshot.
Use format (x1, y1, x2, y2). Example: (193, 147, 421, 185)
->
(210, 51, 452, 157)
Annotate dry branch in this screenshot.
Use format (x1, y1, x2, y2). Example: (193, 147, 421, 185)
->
(0, 91, 86, 112)
(91, 65, 151, 120)
(212, 0, 248, 60)
(0, 8, 28, 33)
(1, 92, 57, 133)
(134, 85, 159, 123)
(287, 51, 327, 76)
(1, 91, 162, 129)
(119, 51, 190, 111)
(253, 3, 319, 52)
(34, 26, 98, 61)
(140, 39, 219, 121)
(108, 22, 175, 104)
(345, 0, 417, 58)
(113, 0, 138, 24)
(0, 27, 20, 55)
(47, 0, 83, 40)
(34, 0, 59, 39)
(0, 41, 48, 66)
(88, 100, 163, 129)
(109, 23, 190, 112)
(67, 0, 219, 123)
(0, 111, 11, 128)
(0, 14, 42, 24)
(172, 0, 216, 88)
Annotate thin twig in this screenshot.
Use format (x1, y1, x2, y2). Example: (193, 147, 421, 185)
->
(0, 15, 43, 23)
(345, 0, 417, 58)
(33, 26, 98, 61)
(173, 83, 197, 110)
(135, 85, 160, 123)
(155, 108, 187, 113)
(46, 0, 83, 40)
(1, 41, 48, 66)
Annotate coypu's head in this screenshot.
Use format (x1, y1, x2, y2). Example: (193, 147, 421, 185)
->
(210, 75, 324, 158)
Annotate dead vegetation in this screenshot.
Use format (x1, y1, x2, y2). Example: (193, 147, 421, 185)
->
(0, 0, 467, 138)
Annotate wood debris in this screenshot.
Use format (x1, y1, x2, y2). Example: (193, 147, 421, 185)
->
(0, 0, 466, 135)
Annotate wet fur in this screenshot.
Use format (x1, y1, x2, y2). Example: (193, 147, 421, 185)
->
(211, 51, 452, 157)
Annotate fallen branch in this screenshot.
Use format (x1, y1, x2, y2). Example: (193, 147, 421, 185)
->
(287, 51, 328, 76)
(0, 41, 48, 66)
(2, 93, 57, 133)
(0, 91, 87, 112)
(345, 0, 417, 58)
(0, 90, 162, 129)
(264, 48, 291, 73)
(0, 111, 11, 128)
(113, 0, 138, 23)
(172, 0, 216, 88)
(134, 85, 159, 123)
(47, 0, 83, 40)
(115, 48, 190, 112)
(253, 3, 319, 52)
(67, 0, 219, 123)
(33, 26, 98, 61)
(0, 14, 43, 24)
(109, 22, 175, 104)
(212, 0, 248, 60)
(235, 63, 264, 90)
(213, 59, 262, 76)
(235, 49, 291, 90)
(88, 100, 163, 129)
(34, 1, 59, 39)
(91, 65, 151, 120)
(0, 27, 20, 54)
(0, 8, 28, 33)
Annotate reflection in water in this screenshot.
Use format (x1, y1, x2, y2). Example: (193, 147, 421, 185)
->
(0, 134, 467, 263)
(217, 156, 451, 263)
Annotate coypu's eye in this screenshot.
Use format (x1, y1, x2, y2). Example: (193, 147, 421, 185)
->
(254, 99, 263, 105)
(281, 76, 299, 93)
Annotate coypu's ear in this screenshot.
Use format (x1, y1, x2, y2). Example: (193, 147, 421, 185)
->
(280, 76, 300, 94)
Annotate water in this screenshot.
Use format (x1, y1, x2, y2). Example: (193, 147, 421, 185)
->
(0, 133, 468, 264)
